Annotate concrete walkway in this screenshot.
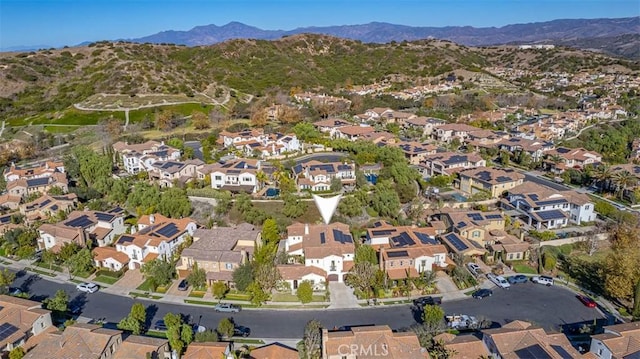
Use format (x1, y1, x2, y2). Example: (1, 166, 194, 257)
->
(327, 282, 359, 309)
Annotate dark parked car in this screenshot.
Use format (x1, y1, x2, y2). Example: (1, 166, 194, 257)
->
(233, 326, 251, 337)
(508, 275, 528, 284)
(177, 279, 189, 291)
(413, 296, 442, 307)
(576, 295, 597, 308)
(68, 304, 82, 315)
(472, 289, 493, 299)
(154, 320, 168, 331)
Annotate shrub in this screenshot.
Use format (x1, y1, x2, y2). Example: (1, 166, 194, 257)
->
(543, 252, 557, 271)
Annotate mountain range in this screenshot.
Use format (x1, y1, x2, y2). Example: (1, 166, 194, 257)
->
(131, 17, 640, 58)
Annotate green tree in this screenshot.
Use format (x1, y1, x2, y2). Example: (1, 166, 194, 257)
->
(370, 180, 401, 218)
(345, 262, 377, 299)
(41, 250, 58, 270)
(247, 282, 269, 305)
(117, 303, 147, 335)
(261, 218, 280, 245)
(217, 317, 235, 338)
(354, 245, 378, 265)
(232, 263, 254, 292)
(422, 304, 445, 335)
(633, 278, 640, 320)
(58, 243, 82, 262)
(195, 330, 220, 342)
(186, 262, 207, 290)
(297, 280, 314, 304)
(292, 122, 321, 142)
(157, 188, 192, 218)
(181, 323, 194, 346)
(164, 313, 186, 354)
(282, 194, 307, 218)
(66, 248, 94, 277)
(330, 177, 343, 192)
(298, 320, 322, 359)
(0, 269, 16, 294)
(211, 281, 229, 302)
(141, 259, 175, 290)
(338, 196, 363, 217)
(8, 347, 25, 359)
(44, 290, 69, 314)
(254, 262, 280, 293)
(603, 225, 640, 300)
(191, 111, 211, 130)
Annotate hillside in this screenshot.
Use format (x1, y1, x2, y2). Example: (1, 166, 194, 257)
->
(0, 34, 637, 121)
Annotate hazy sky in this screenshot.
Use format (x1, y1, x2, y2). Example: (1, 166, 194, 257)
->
(1, 0, 638, 48)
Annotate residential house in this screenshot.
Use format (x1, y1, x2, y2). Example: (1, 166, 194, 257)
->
(206, 158, 264, 194)
(313, 118, 352, 138)
(113, 141, 181, 174)
(392, 141, 438, 165)
(0, 214, 20, 235)
(113, 213, 197, 269)
(590, 322, 640, 359)
(609, 164, 640, 202)
(176, 223, 259, 286)
(0, 295, 52, 353)
(433, 333, 490, 359)
(458, 167, 525, 198)
(321, 325, 428, 359)
(365, 221, 438, 248)
(292, 161, 356, 192)
(219, 129, 301, 158)
(496, 137, 554, 162)
(419, 152, 486, 177)
(435, 123, 483, 143)
(92, 247, 130, 272)
(285, 223, 355, 282)
(24, 323, 171, 359)
(0, 193, 22, 211)
(6, 173, 68, 199)
(466, 130, 510, 150)
(438, 232, 487, 257)
(148, 159, 204, 187)
(277, 265, 328, 292)
(182, 342, 234, 359)
(359, 107, 394, 122)
(504, 182, 597, 229)
(218, 129, 268, 148)
(482, 320, 581, 358)
(250, 342, 298, 359)
(403, 117, 445, 137)
(436, 209, 506, 247)
(3, 160, 64, 183)
(19, 193, 78, 223)
(38, 208, 126, 252)
(488, 232, 532, 262)
(545, 147, 602, 173)
(334, 125, 376, 141)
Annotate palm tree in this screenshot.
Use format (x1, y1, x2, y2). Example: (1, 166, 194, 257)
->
(613, 170, 637, 201)
(593, 165, 613, 194)
(255, 170, 268, 190)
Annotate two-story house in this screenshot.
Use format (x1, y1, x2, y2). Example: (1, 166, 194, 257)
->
(219, 129, 301, 158)
(458, 167, 525, 198)
(3, 160, 64, 183)
(0, 295, 53, 354)
(435, 123, 482, 143)
(403, 117, 445, 137)
(391, 141, 438, 165)
(321, 325, 428, 359)
(482, 320, 581, 358)
(207, 158, 263, 193)
(6, 173, 68, 199)
(496, 137, 554, 162)
(112, 141, 181, 174)
(420, 152, 486, 177)
(545, 147, 603, 173)
(176, 223, 260, 286)
(313, 118, 351, 138)
(19, 193, 78, 224)
(113, 213, 197, 269)
(38, 208, 126, 252)
(436, 209, 506, 246)
(285, 223, 355, 282)
(333, 125, 376, 141)
(590, 322, 640, 359)
(292, 161, 356, 192)
(504, 182, 597, 229)
(148, 159, 204, 187)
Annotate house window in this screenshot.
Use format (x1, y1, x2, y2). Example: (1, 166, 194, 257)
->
(472, 231, 480, 238)
(421, 260, 426, 269)
(214, 176, 222, 181)
(330, 260, 336, 271)
(225, 263, 233, 270)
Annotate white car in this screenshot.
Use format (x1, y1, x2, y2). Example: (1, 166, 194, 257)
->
(76, 282, 99, 293)
(467, 263, 482, 276)
(486, 273, 511, 289)
(531, 275, 554, 286)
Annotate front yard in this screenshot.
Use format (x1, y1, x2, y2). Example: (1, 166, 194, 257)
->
(271, 292, 326, 303)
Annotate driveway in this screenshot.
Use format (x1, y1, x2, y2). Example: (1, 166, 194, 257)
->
(111, 269, 144, 290)
(327, 282, 359, 309)
(165, 279, 190, 297)
(435, 271, 459, 294)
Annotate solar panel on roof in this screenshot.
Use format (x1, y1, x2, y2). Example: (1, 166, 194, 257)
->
(456, 221, 467, 229)
(156, 223, 180, 238)
(0, 215, 11, 224)
(65, 215, 94, 228)
(387, 251, 409, 258)
(40, 199, 51, 207)
(550, 345, 574, 359)
(118, 235, 134, 244)
(95, 212, 115, 222)
(471, 241, 484, 249)
(529, 194, 539, 201)
(485, 214, 503, 219)
(415, 232, 438, 245)
(332, 229, 352, 244)
(467, 213, 483, 221)
(26, 177, 50, 187)
(0, 323, 19, 342)
(391, 232, 415, 247)
(371, 230, 395, 236)
(536, 199, 567, 206)
(445, 233, 469, 251)
(537, 210, 566, 221)
(496, 176, 513, 183)
(514, 344, 553, 359)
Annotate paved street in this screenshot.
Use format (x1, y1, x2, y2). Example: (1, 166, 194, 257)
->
(11, 270, 605, 340)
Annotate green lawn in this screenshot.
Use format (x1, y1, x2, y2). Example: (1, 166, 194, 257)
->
(188, 291, 206, 298)
(184, 299, 217, 306)
(145, 330, 167, 339)
(224, 292, 251, 301)
(0, 248, 6, 257)
(94, 275, 119, 285)
(44, 125, 81, 133)
(513, 263, 537, 274)
(271, 293, 327, 302)
(136, 279, 155, 292)
(27, 267, 56, 277)
(35, 261, 63, 272)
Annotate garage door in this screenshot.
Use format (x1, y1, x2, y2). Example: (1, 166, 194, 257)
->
(328, 274, 339, 282)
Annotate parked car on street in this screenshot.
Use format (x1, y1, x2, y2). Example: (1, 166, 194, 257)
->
(508, 275, 528, 284)
(487, 273, 511, 289)
(154, 320, 167, 331)
(467, 263, 482, 277)
(76, 282, 99, 293)
(8, 287, 22, 296)
(233, 325, 251, 337)
(472, 289, 493, 299)
(413, 296, 442, 307)
(446, 314, 480, 330)
(177, 279, 189, 291)
(576, 295, 597, 308)
(531, 275, 554, 286)
(214, 303, 241, 313)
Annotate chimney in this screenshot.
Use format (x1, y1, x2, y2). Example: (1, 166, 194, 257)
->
(150, 214, 155, 225)
(304, 224, 309, 235)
